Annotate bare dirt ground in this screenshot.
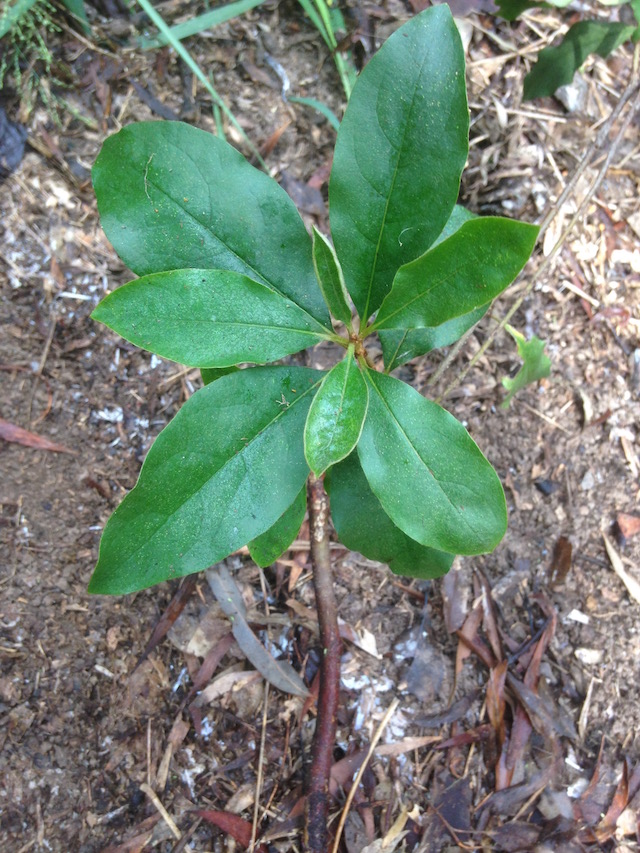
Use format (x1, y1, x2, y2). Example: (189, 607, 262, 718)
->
(1, 2, 640, 851)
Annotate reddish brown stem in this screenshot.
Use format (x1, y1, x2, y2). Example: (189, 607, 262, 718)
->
(305, 474, 342, 853)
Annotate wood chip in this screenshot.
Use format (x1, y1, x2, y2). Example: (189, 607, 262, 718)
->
(603, 532, 640, 605)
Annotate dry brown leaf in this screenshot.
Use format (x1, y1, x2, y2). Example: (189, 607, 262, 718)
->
(338, 619, 381, 659)
(0, 417, 75, 454)
(375, 736, 440, 756)
(193, 669, 260, 705)
(549, 536, 573, 586)
(603, 532, 640, 605)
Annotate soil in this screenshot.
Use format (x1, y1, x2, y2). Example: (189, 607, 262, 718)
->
(1, 3, 640, 852)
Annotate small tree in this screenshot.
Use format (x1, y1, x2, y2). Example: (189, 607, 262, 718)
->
(88, 7, 538, 848)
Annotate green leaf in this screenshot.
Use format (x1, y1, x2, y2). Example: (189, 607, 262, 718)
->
(358, 370, 507, 555)
(201, 366, 239, 386)
(248, 487, 307, 567)
(379, 306, 488, 372)
(501, 324, 551, 408)
(88, 366, 323, 595)
(379, 205, 486, 370)
(92, 269, 331, 368)
(60, 0, 91, 34)
(524, 21, 635, 100)
(312, 227, 352, 328)
(92, 121, 331, 328)
(304, 347, 369, 476)
(329, 6, 468, 322)
(433, 204, 478, 244)
(495, 0, 544, 20)
(325, 451, 453, 579)
(372, 218, 539, 332)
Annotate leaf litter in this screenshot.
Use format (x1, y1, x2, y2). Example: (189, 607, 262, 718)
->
(2, 1, 640, 850)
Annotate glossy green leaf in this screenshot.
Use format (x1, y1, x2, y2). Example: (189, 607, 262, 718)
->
(325, 451, 453, 579)
(92, 269, 330, 368)
(496, 0, 543, 20)
(304, 348, 369, 476)
(434, 204, 478, 243)
(92, 121, 331, 328)
(524, 21, 635, 100)
(379, 307, 488, 372)
(372, 218, 538, 332)
(312, 227, 352, 328)
(379, 205, 486, 370)
(201, 366, 239, 386)
(89, 366, 323, 595)
(248, 487, 307, 567)
(358, 370, 507, 555)
(329, 6, 468, 322)
(501, 324, 551, 408)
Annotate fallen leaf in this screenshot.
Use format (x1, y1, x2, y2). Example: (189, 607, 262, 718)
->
(193, 669, 261, 706)
(196, 810, 267, 851)
(0, 417, 75, 454)
(477, 568, 503, 661)
(375, 735, 440, 756)
(548, 536, 572, 586)
(339, 619, 381, 658)
(134, 575, 197, 670)
(182, 632, 235, 706)
(206, 566, 309, 696)
(279, 170, 325, 216)
(442, 558, 469, 633)
(414, 691, 479, 728)
(491, 821, 541, 851)
(100, 815, 161, 853)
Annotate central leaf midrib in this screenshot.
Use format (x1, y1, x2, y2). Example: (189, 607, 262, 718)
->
(142, 317, 328, 337)
(360, 49, 432, 323)
(320, 355, 354, 453)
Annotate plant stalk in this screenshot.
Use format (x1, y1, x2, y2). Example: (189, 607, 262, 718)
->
(305, 474, 342, 852)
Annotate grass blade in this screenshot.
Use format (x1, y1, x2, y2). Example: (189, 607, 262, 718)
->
(288, 96, 340, 130)
(139, 0, 267, 49)
(0, 0, 40, 40)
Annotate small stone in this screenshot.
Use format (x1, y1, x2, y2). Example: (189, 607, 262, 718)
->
(556, 73, 588, 113)
(580, 470, 595, 491)
(575, 648, 603, 665)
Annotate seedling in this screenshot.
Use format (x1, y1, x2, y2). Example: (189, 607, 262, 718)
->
(497, 0, 640, 100)
(89, 7, 538, 846)
(501, 324, 551, 408)
(90, 5, 537, 595)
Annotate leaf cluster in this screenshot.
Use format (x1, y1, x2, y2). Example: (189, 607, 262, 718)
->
(89, 7, 538, 596)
